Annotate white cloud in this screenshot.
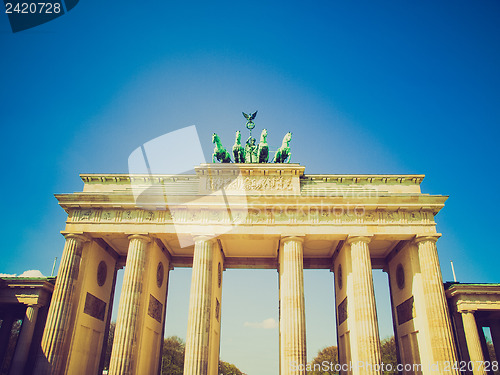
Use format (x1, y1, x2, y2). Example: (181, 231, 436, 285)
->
(20, 270, 45, 277)
(243, 318, 278, 329)
(0, 270, 45, 278)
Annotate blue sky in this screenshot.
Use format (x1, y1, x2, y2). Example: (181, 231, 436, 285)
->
(1, 1, 499, 374)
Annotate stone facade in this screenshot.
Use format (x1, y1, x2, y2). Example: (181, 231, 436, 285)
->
(18, 163, 472, 374)
(0, 277, 55, 375)
(446, 283, 500, 375)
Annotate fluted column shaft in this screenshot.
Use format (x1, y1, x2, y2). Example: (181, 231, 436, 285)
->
(349, 236, 381, 375)
(10, 305, 40, 375)
(109, 235, 150, 375)
(461, 311, 486, 375)
(0, 312, 15, 363)
(36, 233, 86, 375)
(183, 237, 215, 375)
(279, 236, 307, 375)
(490, 321, 500, 366)
(416, 236, 459, 374)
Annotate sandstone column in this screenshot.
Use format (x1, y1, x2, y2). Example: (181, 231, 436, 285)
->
(279, 236, 307, 375)
(477, 324, 491, 364)
(348, 236, 381, 375)
(461, 311, 486, 375)
(0, 312, 15, 364)
(490, 321, 500, 367)
(10, 304, 40, 375)
(109, 234, 150, 375)
(36, 233, 87, 375)
(416, 235, 459, 374)
(183, 236, 216, 375)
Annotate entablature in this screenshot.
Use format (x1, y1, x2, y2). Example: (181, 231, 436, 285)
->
(78, 165, 427, 197)
(446, 283, 500, 313)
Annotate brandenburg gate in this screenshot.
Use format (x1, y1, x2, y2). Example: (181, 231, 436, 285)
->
(33, 161, 461, 375)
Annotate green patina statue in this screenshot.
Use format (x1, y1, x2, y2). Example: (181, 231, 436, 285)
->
(211, 112, 292, 164)
(232, 130, 245, 163)
(273, 132, 292, 163)
(242, 111, 258, 131)
(257, 128, 269, 163)
(244, 136, 257, 163)
(212, 133, 232, 163)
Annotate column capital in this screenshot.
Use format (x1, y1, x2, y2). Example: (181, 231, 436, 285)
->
(414, 234, 441, 244)
(25, 303, 42, 309)
(459, 309, 476, 315)
(193, 235, 217, 244)
(346, 235, 373, 245)
(62, 233, 89, 243)
(127, 234, 151, 243)
(281, 235, 305, 244)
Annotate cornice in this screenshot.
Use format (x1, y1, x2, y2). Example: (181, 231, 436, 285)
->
(79, 172, 425, 184)
(0, 278, 56, 291)
(195, 163, 305, 176)
(446, 284, 500, 298)
(80, 174, 199, 184)
(55, 192, 447, 207)
(303, 174, 425, 185)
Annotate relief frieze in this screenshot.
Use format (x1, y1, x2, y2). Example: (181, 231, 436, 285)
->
(249, 209, 269, 224)
(81, 210, 92, 220)
(274, 209, 289, 223)
(144, 210, 156, 221)
(206, 176, 294, 192)
(123, 210, 135, 221)
(364, 212, 376, 222)
(408, 211, 421, 221)
(79, 209, 92, 221)
(320, 211, 332, 222)
(67, 207, 433, 225)
(101, 210, 115, 221)
(386, 211, 399, 222)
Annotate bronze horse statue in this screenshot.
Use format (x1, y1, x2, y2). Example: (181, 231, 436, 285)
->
(212, 133, 232, 163)
(232, 130, 245, 163)
(273, 132, 292, 163)
(257, 129, 269, 163)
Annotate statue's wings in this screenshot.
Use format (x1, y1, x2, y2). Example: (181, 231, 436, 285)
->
(250, 111, 258, 120)
(242, 112, 250, 120)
